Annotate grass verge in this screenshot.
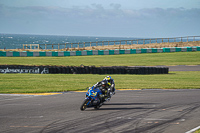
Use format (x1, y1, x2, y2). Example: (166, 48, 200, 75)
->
(0, 52, 200, 66)
(195, 129, 200, 133)
(0, 71, 200, 93)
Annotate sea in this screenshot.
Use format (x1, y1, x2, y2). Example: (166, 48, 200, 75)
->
(0, 34, 138, 49)
(0, 33, 198, 50)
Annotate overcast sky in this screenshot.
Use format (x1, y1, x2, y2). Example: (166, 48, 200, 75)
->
(0, 0, 200, 38)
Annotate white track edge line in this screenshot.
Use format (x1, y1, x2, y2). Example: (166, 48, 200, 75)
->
(185, 125, 200, 133)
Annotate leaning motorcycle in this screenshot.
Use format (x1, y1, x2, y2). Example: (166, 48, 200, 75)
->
(80, 86, 103, 111)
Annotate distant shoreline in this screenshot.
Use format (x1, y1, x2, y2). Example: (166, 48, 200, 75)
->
(1, 41, 200, 52)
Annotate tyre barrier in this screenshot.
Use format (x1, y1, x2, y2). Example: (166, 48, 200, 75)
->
(1, 46, 200, 57)
(0, 65, 169, 74)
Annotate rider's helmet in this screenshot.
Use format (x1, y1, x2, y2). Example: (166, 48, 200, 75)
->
(104, 76, 111, 82)
(101, 80, 108, 89)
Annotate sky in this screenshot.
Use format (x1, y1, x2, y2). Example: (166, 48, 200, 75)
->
(0, 0, 200, 38)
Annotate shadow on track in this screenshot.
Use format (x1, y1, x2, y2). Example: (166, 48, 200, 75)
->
(103, 102, 158, 106)
(98, 107, 155, 110)
(85, 102, 159, 111)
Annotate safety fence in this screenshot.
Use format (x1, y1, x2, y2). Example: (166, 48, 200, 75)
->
(0, 65, 169, 75)
(0, 46, 200, 57)
(22, 36, 200, 50)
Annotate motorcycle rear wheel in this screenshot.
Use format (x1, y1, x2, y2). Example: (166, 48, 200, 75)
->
(80, 99, 89, 111)
(94, 105, 100, 110)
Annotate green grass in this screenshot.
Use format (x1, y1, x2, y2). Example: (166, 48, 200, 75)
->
(0, 52, 200, 66)
(195, 129, 200, 133)
(0, 71, 200, 93)
(0, 52, 200, 93)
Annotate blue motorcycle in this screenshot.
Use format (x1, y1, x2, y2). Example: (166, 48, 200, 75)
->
(80, 86, 103, 111)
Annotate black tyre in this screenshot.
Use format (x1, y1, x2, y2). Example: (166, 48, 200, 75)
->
(80, 99, 89, 111)
(94, 105, 100, 110)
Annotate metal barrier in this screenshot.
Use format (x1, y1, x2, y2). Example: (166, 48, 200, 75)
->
(23, 36, 200, 50)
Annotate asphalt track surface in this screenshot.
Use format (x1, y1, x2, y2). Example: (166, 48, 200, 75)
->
(167, 65, 200, 71)
(0, 90, 200, 133)
(0, 65, 200, 133)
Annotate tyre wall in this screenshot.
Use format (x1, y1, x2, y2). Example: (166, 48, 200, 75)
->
(0, 46, 199, 57)
(0, 65, 169, 74)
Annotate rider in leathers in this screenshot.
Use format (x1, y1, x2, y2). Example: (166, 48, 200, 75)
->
(93, 76, 115, 99)
(104, 76, 115, 95)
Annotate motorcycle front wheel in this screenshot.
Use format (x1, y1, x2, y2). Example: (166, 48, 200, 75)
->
(80, 99, 89, 111)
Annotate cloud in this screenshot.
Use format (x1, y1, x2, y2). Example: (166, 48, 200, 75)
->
(1, 4, 199, 20)
(0, 3, 199, 37)
(110, 3, 121, 10)
(0, 5, 192, 20)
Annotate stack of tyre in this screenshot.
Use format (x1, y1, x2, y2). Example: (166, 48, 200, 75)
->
(47, 65, 169, 74)
(0, 65, 169, 74)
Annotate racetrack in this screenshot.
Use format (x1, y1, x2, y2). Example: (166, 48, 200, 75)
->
(0, 89, 200, 133)
(0, 65, 200, 133)
(167, 65, 200, 71)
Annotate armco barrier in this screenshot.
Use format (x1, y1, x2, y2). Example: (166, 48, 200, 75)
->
(0, 46, 199, 57)
(0, 65, 169, 74)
